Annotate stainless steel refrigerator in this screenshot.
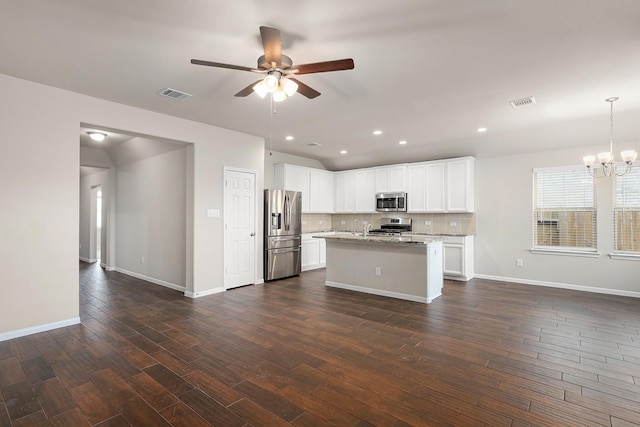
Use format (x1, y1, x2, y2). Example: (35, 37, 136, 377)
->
(264, 189, 302, 281)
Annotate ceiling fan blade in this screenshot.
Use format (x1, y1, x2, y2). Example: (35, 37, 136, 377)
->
(292, 58, 355, 75)
(289, 78, 321, 99)
(259, 26, 282, 67)
(235, 80, 263, 97)
(191, 59, 256, 72)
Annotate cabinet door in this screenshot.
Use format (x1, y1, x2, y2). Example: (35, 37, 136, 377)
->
(425, 162, 446, 212)
(275, 165, 310, 212)
(443, 244, 464, 276)
(375, 166, 407, 193)
(335, 172, 355, 213)
(301, 239, 320, 270)
(446, 158, 474, 212)
(355, 170, 376, 212)
(319, 238, 327, 265)
(309, 169, 334, 213)
(407, 164, 426, 212)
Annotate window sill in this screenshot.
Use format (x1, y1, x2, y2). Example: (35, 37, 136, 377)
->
(609, 252, 640, 261)
(530, 248, 600, 258)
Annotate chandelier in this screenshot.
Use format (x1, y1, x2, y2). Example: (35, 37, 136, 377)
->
(583, 97, 637, 177)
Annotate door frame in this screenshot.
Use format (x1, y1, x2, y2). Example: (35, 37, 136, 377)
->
(223, 166, 261, 289)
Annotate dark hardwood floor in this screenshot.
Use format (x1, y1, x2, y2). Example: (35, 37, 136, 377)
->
(1, 263, 640, 426)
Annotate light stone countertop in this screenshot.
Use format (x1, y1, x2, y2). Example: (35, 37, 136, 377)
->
(317, 233, 442, 245)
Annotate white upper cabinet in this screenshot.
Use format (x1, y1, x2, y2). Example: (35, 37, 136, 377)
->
(274, 164, 310, 212)
(406, 157, 474, 213)
(355, 169, 376, 212)
(375, 165, 407, 193)
(274, 157, 473, 215)
(446, 157, 474, 212)
(407, 164, 427, 212)
(309, 169, 335, 213)
(425, 162, 446, 212)
(335, 171, 356, 213)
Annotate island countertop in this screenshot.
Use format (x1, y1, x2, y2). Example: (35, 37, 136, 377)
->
(316, 233, 442, 245)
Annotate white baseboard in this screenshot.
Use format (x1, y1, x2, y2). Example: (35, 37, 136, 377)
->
(115, 268, 186, 293)
(0, 317, 81, 342)
(325, 280, 431, 304)
(473, 274, 640, 299)
(79, 257, 97, 263)
(184, 287, 225, 298)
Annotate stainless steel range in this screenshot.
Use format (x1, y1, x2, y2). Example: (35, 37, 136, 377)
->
(368, 217, 412, 236)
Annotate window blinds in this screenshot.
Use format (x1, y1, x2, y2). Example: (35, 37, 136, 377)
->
(533, 167, 596, 250)
(614, 168, 640, 252)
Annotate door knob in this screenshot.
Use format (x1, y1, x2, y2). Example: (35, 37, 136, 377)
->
(250, 232, 255, 236)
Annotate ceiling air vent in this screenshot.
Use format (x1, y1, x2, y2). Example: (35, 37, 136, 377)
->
(510, 96, 536, 108)
(307, 142, 322, 147)
(158, 88, 192, 101)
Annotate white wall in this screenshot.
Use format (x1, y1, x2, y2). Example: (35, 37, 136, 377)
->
(0, 73, 264, 339)
(475, 146, 639, 293)
(264, 149, 326, 188)
(116, 148, 186, 288)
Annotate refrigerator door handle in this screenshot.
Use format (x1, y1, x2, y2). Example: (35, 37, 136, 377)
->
(284, 193, 290, 231)
(270, 247, 301, 254)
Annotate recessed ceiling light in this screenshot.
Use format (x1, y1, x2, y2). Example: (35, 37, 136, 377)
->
(87, 131, 107, 142)
(399, 140, 407, 145)
(340, 150, 347, 154)
(285, 136, 294, 141)
(373, 130, 383, 135)
(476, 127, 488, 133)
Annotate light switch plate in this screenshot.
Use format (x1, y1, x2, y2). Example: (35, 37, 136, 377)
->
(207, 209, 220, 218)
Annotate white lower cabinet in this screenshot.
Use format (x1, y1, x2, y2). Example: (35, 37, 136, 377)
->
(301, 232, 334, 271)
(442, 235, 474, 281)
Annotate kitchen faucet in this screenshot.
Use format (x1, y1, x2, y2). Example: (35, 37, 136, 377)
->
(363, 223, 373, 237)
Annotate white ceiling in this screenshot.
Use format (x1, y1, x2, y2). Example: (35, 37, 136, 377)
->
(3, 0, 640, 170)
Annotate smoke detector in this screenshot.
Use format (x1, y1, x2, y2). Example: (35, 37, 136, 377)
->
(158, 88, 192, 101)
(509, 96, 536, 108)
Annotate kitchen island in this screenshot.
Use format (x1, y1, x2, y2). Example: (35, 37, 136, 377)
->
(319, 234, 443, 304)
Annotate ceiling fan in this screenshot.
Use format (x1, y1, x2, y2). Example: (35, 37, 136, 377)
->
(191, 26, 354, 101)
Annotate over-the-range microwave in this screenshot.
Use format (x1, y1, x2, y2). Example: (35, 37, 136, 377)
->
(375, 192, 407, 212)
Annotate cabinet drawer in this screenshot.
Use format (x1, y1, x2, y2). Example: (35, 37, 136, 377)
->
(442, 236, 465, 244)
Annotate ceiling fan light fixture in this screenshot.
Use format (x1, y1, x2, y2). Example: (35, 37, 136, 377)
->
(263, 74, 280, 93)
(87, 131, 107, 142)
(272, 86, 287, 103)
(281, 78, 298, 97)
(252, 81, 268, 98)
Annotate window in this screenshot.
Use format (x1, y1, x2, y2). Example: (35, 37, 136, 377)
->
(533, 167, 596, 252)
(614, 168, 640, 253)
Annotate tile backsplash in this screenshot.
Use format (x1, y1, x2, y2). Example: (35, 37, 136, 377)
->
(301, 213, 333, 232)
(302, 212, 476, 235)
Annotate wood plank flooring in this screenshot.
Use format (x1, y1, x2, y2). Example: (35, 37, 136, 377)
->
(1, 262, 640, 426)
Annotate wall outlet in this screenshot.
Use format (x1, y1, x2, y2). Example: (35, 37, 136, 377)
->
(424, 220, 432, 226)
(140, 256, 145, 264)
(319, 220, 323, 225)
(341, 220, 346, 225)
(375, 267, 381, 276)
(450, 221, 457, 227)
(516, 259, 523, 267)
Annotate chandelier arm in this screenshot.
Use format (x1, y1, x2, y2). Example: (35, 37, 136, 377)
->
(614, 163, 632, 177)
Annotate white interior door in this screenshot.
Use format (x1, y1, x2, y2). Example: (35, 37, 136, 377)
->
(224, 169, 256, 289)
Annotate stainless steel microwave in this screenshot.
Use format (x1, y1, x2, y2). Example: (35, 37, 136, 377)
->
(376, 192, 407, 212)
